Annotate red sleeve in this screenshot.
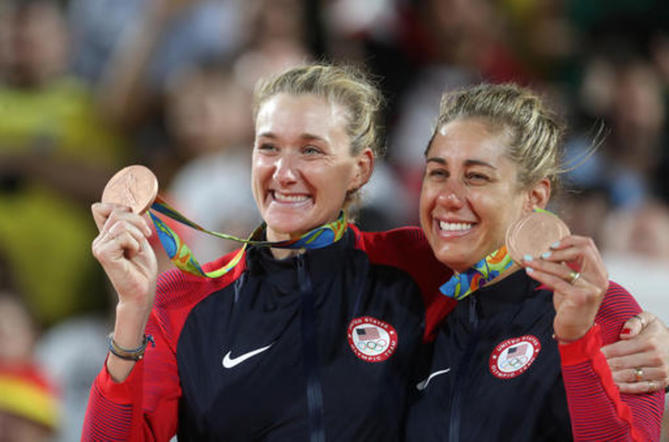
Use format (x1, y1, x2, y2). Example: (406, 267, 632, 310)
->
(82, 251, 247, 441)
(559, 282, 664, 442)
(81, 312, 180, 441)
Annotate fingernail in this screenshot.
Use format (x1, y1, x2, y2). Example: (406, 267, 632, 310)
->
(541, 251, 552, 259)
(621, 327, 631, 335)
(525, 267, 534, 274)
(550, 241, 560, 249)
(523, 254, 533, 262)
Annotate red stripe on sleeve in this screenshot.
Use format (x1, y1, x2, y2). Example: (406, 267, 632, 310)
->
(559, 283, 664, 441)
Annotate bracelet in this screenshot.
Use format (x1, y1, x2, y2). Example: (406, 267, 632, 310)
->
(108, 333, 155, 361)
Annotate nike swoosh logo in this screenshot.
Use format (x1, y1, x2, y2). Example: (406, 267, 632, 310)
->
(222, 344, 273, 369)
(416, 368, 451, 391)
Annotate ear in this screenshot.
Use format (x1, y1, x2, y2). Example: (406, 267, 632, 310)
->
(524, 178, 551, 212)
(349, 148, 374, 191)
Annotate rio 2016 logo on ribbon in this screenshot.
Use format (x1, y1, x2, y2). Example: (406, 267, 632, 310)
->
(347, 316, 398, 362)
(489, 335, 541, 379)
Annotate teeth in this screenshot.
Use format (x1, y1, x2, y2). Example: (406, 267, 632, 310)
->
(439, 221, 473, 232)
(274, 192, 310, 203)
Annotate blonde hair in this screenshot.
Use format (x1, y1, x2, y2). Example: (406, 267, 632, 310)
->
(431, 83, 565, 189)
(252, 63, 384, 157)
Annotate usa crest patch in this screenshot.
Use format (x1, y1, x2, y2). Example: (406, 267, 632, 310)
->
(347, 316, 398, 362)
(489, 335, 541, 379)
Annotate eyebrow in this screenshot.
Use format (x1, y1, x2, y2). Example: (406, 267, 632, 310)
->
(425, 157, 497, 169)
(257, 132, 328, 143)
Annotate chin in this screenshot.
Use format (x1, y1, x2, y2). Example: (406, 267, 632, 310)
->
(267, 220, 307, 237)
(266, 214, 322, 238)
(432, 247, 474, 272)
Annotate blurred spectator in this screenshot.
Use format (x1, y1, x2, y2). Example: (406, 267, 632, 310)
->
(566, 55, 666, 209)
(67, 0, 244, 87)
(0, 363, 60, 442)
(34, 315, 109, 442)
(97, 0, 247, 131)
(0, 0, 128, 327)
(0, 292, 60, 442)
(233, 0, 312, 92)
(500, 0, 580, 83)
(0, 293, 37, 366)
(602, 201, 669, 262)
(599, 201, 669, 325)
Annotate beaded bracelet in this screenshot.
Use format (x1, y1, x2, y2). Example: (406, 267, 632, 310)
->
(108, 333, 155, 361)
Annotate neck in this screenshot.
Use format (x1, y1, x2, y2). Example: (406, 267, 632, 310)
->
(481, 261, 522, 287)
(269, 247, 304, 260)
(267, 229, 302, 259)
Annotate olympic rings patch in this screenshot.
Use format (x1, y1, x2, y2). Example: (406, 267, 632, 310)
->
(489, 335, 541, 379)
(347, 316, 398, 362)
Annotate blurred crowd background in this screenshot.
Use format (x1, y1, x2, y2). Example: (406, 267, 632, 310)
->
(0, 0, 667, 440)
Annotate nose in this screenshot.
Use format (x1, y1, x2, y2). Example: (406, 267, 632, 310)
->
(272, 154, 298, 185)
(436, 182, 465, 210)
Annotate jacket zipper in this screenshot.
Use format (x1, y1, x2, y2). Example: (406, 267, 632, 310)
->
(297, 254, 326, 442)
(448, 296, 480, 442)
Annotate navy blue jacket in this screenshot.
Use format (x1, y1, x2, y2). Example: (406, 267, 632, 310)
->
(406, 270, 664, 442)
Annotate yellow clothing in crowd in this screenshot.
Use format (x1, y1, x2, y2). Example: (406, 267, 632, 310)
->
(0, 76, 129, 326)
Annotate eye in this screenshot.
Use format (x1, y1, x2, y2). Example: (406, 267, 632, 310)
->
(465, 172, 490, 183)
(302, 145, 323, 155)
(425, 167, 449, 180)
(256, 142, 278, 153)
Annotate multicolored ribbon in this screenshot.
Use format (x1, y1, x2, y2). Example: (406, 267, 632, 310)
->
(440, 207, 559, 300)
(148, 195, 348, 278)
(439, 246, 513, 300)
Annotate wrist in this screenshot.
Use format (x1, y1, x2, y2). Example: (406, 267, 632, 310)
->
(113, 302, 152, 348)
(116, 299, 152, 322)
(554, 323, 595, 345)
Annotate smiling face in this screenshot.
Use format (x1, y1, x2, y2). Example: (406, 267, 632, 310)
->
(252, 93, 372, 242)
(420, 117, 549, 272)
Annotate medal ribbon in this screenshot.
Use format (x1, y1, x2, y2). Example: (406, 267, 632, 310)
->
(148, 195, 348, 278)
(439, 246, 513, 300)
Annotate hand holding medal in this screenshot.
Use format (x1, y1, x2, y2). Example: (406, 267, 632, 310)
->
(93, 165, 159, 312)
(506, 210, 609, 342)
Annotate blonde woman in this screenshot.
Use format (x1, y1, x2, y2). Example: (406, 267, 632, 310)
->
(406, 83, 664, 441)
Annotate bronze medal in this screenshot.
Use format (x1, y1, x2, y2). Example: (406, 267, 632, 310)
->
(505, 211, 570, 264)
(101, 165, 159, 214)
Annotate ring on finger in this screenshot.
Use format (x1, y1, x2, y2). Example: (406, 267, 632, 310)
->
(567, 270, 581, 285)
(647, 380, 656, 392)
(635, 367, 644, 382)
